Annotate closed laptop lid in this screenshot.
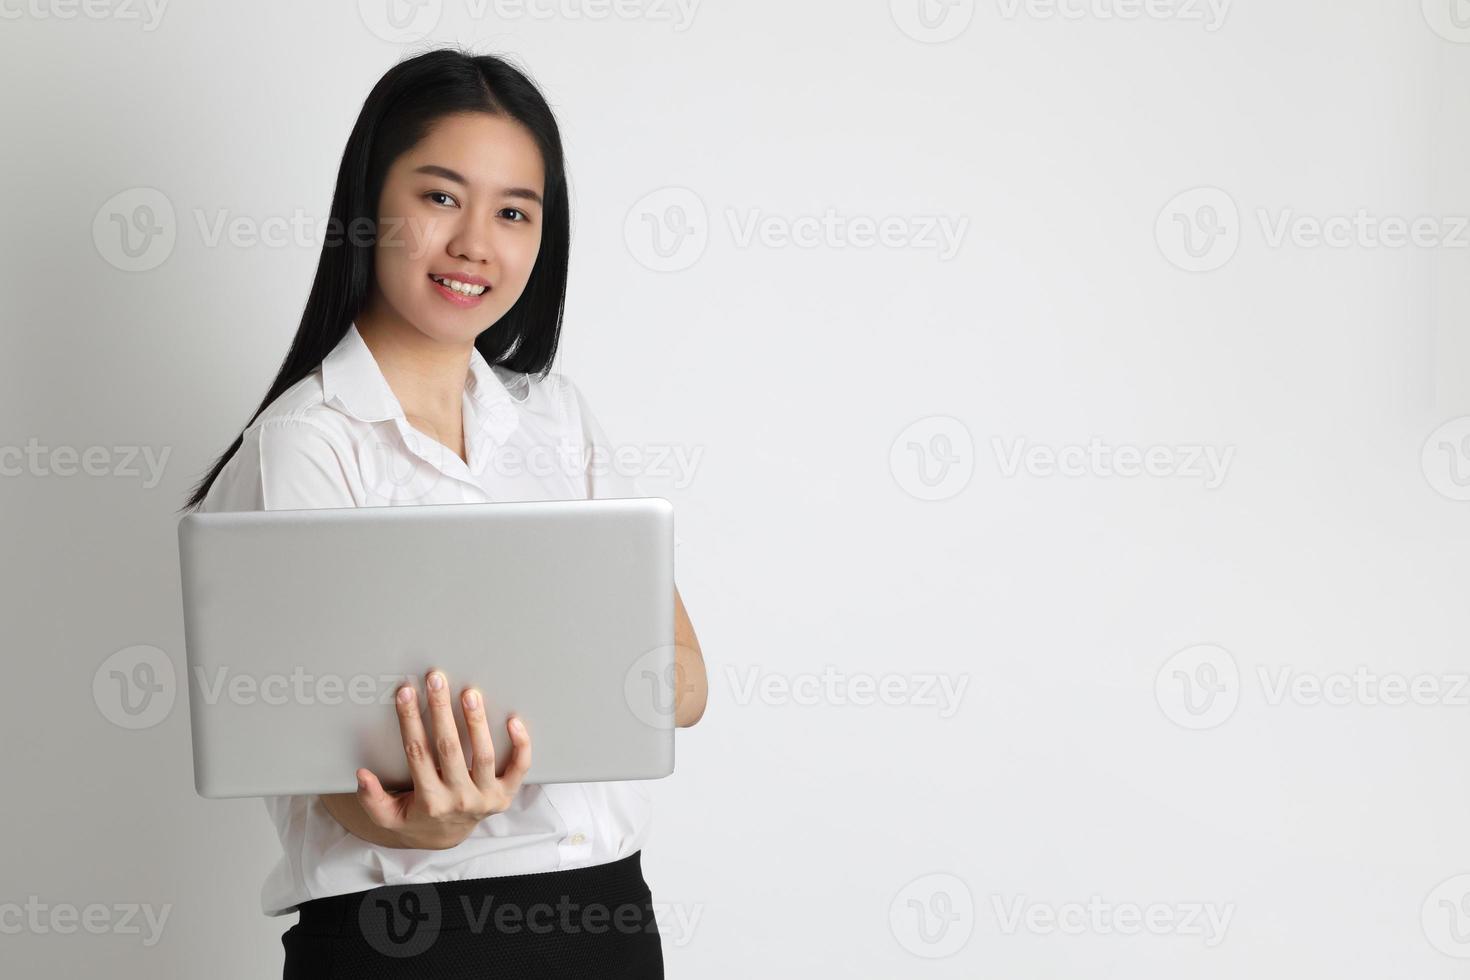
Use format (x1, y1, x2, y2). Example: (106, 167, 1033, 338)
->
(177, 497, 676, 799)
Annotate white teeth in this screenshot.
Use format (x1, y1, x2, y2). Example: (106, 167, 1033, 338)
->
(431, 275, 487, 296)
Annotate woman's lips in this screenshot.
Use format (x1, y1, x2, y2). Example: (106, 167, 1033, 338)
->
(427, 273, 489, 308)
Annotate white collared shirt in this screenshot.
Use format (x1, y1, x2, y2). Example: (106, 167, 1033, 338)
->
(197, 323, 675, 916)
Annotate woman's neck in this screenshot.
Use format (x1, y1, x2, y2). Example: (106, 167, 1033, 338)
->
(354, 308, 474, 423)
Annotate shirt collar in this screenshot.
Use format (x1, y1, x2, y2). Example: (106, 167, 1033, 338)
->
(321, 322, 523, 440)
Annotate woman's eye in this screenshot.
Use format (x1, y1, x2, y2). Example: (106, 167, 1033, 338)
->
(425, 191, 457, 207)
(501, 208, 528, 223)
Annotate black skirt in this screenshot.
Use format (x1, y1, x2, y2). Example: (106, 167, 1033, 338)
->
(281, 851, 663, 979)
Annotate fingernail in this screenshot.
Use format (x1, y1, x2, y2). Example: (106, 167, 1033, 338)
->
(428, 672, 444, 691)
(464, 690, 480, 710)
(511, 717, 526, 736)
(397, 685, 414, 704)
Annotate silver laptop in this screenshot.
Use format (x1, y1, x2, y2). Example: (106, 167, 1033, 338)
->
(177, 498, 676, 799)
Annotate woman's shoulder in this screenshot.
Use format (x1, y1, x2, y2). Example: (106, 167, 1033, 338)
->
(245, 368, 341, 436)
(488, 364, 592, 432)
(197, 370, 354, 513)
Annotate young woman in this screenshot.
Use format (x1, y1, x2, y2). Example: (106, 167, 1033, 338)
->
(182, 47, 708, 978)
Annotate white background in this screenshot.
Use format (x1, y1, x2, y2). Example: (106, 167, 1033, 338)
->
(2, 0, 1470, 975)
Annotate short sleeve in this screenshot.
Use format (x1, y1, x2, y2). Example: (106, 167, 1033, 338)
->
(562, 375, 683, 551)
(201, 418, 357, 514)
(193, 419, 358, 828)
(257, 419, 357, 511)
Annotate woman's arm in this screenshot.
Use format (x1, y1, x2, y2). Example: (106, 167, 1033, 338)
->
(674, 588, 708, 728)
(319, 790, 404, 847)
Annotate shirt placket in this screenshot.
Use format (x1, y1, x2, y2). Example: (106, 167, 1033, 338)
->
(393, 418, 486, 502)
(391, 387, 599, 863)
(542, 784, 597, 862)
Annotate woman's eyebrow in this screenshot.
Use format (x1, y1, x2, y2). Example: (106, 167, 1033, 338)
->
(412, 164, 543, 205)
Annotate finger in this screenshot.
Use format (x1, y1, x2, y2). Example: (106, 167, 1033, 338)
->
(497, 714, 533, 797)
(461, 688, 498, 790)
(424, 670, 473, 789)
(394, 681, 442, 791)
(355, 768, 402, 829)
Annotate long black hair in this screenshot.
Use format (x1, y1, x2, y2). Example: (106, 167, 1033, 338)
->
(181, 47, 570, 511)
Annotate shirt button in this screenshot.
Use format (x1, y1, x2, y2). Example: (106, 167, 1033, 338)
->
(568, 832, 586, 845)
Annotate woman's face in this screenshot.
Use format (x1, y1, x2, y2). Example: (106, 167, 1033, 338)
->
(369, 111, 546, 346)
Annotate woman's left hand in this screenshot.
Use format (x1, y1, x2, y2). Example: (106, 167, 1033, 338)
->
(352, 669, 533, 850)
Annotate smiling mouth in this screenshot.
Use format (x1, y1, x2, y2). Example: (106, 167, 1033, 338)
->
(428, 274, 490, 297)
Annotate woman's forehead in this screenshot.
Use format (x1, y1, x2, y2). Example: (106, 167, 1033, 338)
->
(397, 113, 545, 192)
